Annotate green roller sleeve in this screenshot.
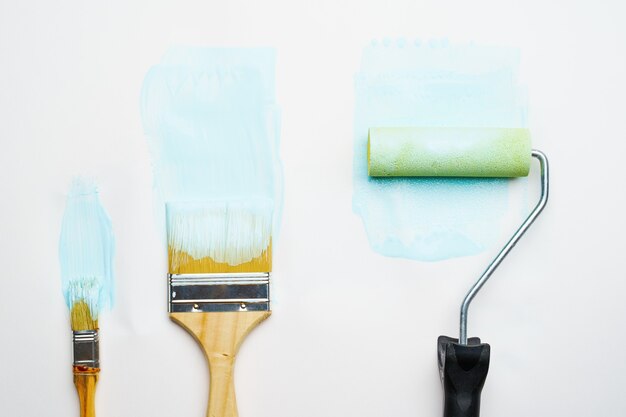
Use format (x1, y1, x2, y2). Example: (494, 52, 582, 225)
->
(368, 127, 531, 178)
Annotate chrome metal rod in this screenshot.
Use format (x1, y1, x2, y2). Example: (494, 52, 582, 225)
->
(459, 150, 549, 345)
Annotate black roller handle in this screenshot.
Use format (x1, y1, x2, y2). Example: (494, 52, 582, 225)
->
(437, 336, 490, 417)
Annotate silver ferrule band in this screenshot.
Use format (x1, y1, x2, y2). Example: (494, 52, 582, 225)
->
(169, 272, 271, 313)
(73, 330, 100, 368)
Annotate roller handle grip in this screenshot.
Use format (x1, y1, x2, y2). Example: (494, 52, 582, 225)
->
(439, 339, 490, 417)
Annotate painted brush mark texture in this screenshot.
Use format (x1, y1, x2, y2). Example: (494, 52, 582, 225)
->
(59, 179, 115, 318)
(354, 41, 527, 261)
(141, 48, 281, 271)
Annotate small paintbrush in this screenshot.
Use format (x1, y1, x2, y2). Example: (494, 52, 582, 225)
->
(167, 198, 272, 417)
(59, 179, 115, 417)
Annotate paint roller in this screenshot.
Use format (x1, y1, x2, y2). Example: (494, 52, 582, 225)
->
(368, 127, 549, 417)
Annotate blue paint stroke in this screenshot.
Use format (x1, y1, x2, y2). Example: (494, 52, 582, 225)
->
(354, 41, 527, 261)
(59, 178, 115, 315)
(140, 48, 282, 238)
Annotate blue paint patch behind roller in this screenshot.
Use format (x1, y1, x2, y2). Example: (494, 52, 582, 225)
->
(353, 41, 528, 261)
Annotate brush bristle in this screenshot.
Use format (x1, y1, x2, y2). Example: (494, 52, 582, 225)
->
(70, 300, 98, 331)
(59, 179, 115, 330)
(167, 199, 273, 274)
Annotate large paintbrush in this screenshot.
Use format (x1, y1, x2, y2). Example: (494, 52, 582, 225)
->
(167, 199, 272, 417)
(141, 47, 280, 417)
(59, 179, 115, 417)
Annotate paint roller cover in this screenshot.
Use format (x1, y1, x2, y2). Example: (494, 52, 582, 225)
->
(368, 127, 531, 178)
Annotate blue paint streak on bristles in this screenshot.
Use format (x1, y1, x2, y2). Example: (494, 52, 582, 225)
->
(354, 41, 527, 261)
(140, 48, 282, 244)
(59, 178, 115, 315)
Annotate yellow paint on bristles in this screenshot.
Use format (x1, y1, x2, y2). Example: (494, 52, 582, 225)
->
(169, 241, 272, 274)
(70, 300, 98, 331)
(166, 200, 273, 275)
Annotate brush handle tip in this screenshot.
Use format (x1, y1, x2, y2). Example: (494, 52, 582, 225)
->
(73, 367, 99, 417)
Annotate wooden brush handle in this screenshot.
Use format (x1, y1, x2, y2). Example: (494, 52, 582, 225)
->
(170, 311, 270, 417)
(73, 367, 99, 417)
(207, 353, 237, 416)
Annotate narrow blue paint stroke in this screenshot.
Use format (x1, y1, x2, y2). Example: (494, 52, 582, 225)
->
(354, 41, 527, 261)
(140, 48, 282, 238)
(59, 178, 115, 315)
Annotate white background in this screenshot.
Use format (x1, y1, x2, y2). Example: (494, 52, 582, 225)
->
(1, 1, 625, 416)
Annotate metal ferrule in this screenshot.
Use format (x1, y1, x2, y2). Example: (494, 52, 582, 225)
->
(169, 272, 270, 313)
(73, 330, 100, 368)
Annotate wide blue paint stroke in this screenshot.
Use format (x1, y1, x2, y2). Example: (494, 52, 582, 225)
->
(59, 178, 115, 315)
(140, 48, 282, 237)
(353, 41, 527, 261)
